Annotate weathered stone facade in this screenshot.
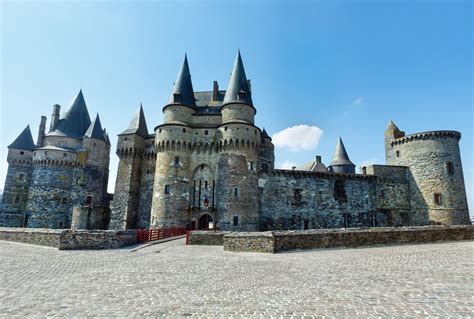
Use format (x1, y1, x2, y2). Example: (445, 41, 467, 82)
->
(1, 90, 111, 229)
(110, 53, 471, 232)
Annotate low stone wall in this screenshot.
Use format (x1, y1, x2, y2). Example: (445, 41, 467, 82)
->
(188, 231, 232, 245)
(224, 232, 275, 253)
(0, 227, 138, 250)
(0, 227, 62, 248)
(220, 225, 474, 253)
(59, 229, 137, 250)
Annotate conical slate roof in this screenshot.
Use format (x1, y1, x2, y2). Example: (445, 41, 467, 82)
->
(223, 50, 253, 106)
(386, 120, 400, 131)
(48, 90, 91, 139)
(103, 129, 111, 145)
(330, 137, 354, 166)
(84, 114, 105, 141)
(120, 104, 149, 137)
(8, 125, 36, 151)
(262, 128, 271, 140)
(168, 54, 196, 107)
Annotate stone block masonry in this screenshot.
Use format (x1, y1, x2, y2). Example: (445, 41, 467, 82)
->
(189, 225, 474, 253)
(187, 231, 231, 245)
(0, 227, 137, 250)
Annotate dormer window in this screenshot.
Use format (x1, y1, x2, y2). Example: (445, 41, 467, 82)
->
(237, 90, 246, 101)
(173, 93, 181, 103)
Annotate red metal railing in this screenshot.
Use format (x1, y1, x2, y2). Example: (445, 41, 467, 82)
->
(137, 226, 188, 243)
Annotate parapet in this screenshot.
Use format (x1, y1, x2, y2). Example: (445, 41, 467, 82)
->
(391, 130, 461, 146)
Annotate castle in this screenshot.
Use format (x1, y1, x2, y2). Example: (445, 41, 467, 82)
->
(1, 91, 111, 228)
(2, 52, 471, 230)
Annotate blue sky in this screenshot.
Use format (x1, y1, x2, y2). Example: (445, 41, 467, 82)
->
(1, 0, 472, 211)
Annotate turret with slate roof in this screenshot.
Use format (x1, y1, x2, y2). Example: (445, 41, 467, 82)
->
(223, 50, 253, 107)
(328, 137, 355, 174)
(120, 104, 149, 138)
(47, 89, 91, 139)
(84, 114, 106, 141)
(168, 54, 196, 108)
(8, 125, 36, 151)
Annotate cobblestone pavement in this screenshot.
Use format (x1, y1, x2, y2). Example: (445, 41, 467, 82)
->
(1, 239, 473, 318)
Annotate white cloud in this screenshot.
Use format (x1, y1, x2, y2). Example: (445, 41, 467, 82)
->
(272, 125, 323, 152)
(352, 97, 364, 105)
(279, 160, 297, 169)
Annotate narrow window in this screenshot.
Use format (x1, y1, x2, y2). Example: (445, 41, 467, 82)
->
(304, 220, 309, 230)
(174, 156, 180, 165)
(18, 173, 25, 181)
(14, 195, 20, 204)
(146, 169, 150, 175)
(63, 153, 67, 157)
(165, 185, 171, 194)
(20, 151, 24, 155)
(124, 137, 128, 140)
(234, 187, 239, 197)
(250, 162, 254, 171)
(62, 198, 68, 205)
(233, 216, 239, 226)
(343, 212, 350, 228)
(334, 179, 347, 201)
(446, 162, 454, 175)
(59, 222, 63, 227)
(204, 181, 208, 189)
(45, 151, 48, 155)
(371, 213, 377, 227)
(434, 193, 442, 205)
(396, 151, 400, 157)
(204, 130, 208, 135)
(86, 196, 92, 205)
(225, 126, 228, 131)
(159, 129, 162, 133)
(34, 152, 36, 156)
(183, 128, 186, 133)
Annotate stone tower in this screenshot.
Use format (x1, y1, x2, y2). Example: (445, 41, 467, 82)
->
(328, 137, 355, 174)
(2, 126, 36, 226)
(110, 105, 152, 230)
(384, 121, 470, 225)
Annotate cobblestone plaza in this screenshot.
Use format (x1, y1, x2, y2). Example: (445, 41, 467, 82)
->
(1, 239, 473, 318)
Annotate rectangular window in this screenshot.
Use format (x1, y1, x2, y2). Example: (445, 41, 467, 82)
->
(18, 173, 25, 181)
(446, 162, 454, 175)
(304, 220, 309, 230)
(165, 185, 171, 194)
(234, 187, 239, 197)
(204, 181, 208, 189)
(62, 198, 68, 205)
(370, 213, 377, 227)
(225, 126, 228, 131)
(14, 195, 20, 204)
(334, 179, 347, 201)
(233, 216, 239, 226)
(250, 162, 254, 171)
(434, 193, 442, 205)
(343, 212, 350, 228)
(63, 153, 67, 157)
(20, 151, 24, 155)
(174, 156, 180, 165)
(396, 151, 400, 157)
(86, 195, 92, 205)
(204, 130, 208, 135)
(182, 128, 186, 133)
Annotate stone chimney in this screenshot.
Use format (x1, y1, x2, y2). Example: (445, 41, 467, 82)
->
(50, 104, 60, 131)
(212, 81, 219, 101)
(37, 116, 47, 147)
(316, 155, 322, 164)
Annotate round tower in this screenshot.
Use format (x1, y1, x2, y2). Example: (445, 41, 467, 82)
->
(328, 137, 355, 174)
(150, 55, 195, 228)
(259, 128, 275, 171)
(215, 51, 260, 231)
(385, 123, 470, 225)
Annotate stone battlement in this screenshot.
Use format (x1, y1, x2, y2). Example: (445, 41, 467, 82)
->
(391, 130, 461, 146)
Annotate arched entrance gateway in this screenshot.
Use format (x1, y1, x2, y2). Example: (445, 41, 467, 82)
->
(190, 164, 217, 230)
(198, 214, 214, 230)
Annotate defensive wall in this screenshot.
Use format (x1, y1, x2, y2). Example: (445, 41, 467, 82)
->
(0, 227, 137, 250)
(189, 225, 474, 253)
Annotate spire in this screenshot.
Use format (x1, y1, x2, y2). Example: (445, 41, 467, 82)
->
(168, 54, 196, 107)
(223, 50, 253, 106)
(330, 137, 354, 166)
(8, 125, 36, 151)
(120, 104, 149, 137)
(103, 128, 111, 145)
(386, 120, 400, 132)
(262, 128, 271, 140)
(49, 89, 91, 139)
(84, 113, 105, 141)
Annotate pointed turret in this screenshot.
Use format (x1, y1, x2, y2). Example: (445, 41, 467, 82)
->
(168, 54, 196, 107)
(48, 89, 91, 139)
(84, 114, 105, 141)
(328, 137, 355, 174)
(103, 129, 111, 145)
(223, 50, 253, 106)
(8, 125, 36, 151)
(120, 104, 149, 137)
(262, 128, 271, 141)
